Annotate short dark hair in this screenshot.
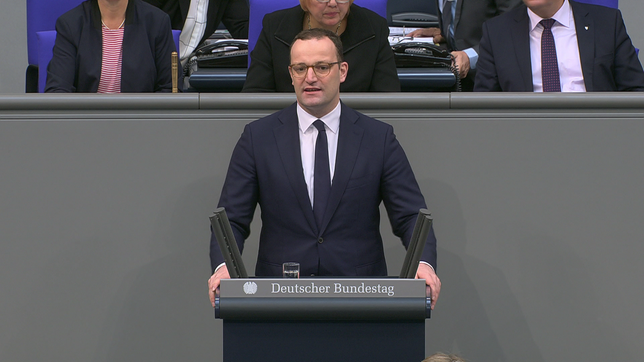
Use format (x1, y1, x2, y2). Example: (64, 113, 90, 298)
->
(290, 28, 344, 62)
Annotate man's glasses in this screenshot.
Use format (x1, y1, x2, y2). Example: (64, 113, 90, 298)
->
(315, 0, 351, 3)
(289, 62, 341, 78)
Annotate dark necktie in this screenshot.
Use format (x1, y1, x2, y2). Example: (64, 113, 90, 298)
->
(441, 0, 456, 50)
(313, 120, 330, 229)
(540, 19, 561, 92)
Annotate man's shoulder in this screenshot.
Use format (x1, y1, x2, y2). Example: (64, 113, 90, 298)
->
(247, 103, 297, 129)
(485, 4, 526, 27)
(569, 0, 620, 19)
(340, 102, 392, 132)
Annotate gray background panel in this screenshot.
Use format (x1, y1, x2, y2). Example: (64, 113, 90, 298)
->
(1, 93, 644, 361)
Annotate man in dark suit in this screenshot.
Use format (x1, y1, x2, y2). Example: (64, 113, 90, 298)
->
(408, 0, 522, 91)
(474, 0, 644, 91)
(208, 28, 440, 309)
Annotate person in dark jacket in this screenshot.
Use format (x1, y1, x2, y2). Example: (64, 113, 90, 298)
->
(408, 0, 522, 91)
(474, 0, 644, 92)
(46, 0, 176, 93)
(242, 0, 400, 92)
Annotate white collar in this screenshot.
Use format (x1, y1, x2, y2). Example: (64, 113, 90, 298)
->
(527, 0, 573, 32)
(297, 102, 341, 135)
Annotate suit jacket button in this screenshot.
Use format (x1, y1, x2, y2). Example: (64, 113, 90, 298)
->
(318, 237, 324, 244)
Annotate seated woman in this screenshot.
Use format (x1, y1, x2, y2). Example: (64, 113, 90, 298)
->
(242, 0, 400, 92)
(46, 0, 177, 93)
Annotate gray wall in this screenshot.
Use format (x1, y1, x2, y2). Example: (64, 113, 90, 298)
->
(1, 0, 644, 93)
(1, 93, 644, 361)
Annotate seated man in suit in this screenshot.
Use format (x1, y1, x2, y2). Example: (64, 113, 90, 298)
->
(208, 28, 440, 309)
(474, 0, 644, 91)
(407, 0, 522, 91)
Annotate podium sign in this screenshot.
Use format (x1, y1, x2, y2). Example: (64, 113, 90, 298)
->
(216, 278, 431, 361)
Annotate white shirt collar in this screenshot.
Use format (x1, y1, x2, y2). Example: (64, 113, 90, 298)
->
(527, 0, 573, 32)
(297, 102, 341, 135)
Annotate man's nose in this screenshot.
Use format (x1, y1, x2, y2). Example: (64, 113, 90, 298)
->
(305, 67, 318, 82)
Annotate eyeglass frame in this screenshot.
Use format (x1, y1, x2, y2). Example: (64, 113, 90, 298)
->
(315, 0, 351, 4)
(288, 61, 342, 78)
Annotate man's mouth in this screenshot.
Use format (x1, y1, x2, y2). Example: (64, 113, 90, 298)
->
(304, 87, 321, 93)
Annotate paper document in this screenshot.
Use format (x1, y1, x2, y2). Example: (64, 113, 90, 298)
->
(389, 27, 421, 36)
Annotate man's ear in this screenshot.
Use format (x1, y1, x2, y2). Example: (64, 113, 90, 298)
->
(339, 61, 348, 83)
(289, 53, 295, 86)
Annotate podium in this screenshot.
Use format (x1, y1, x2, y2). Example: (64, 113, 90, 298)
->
(215, 278, 431, 361)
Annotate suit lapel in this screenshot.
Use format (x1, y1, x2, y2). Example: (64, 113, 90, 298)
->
(512, 8, 535, 91)
(454, 0, 464, 30)
(319, 102, 364, 233)
(274, 104, 318, 233)
(571, 1, 594, 91)
(437, 0, 445, 38)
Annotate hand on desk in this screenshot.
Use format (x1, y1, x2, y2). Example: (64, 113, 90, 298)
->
(416, 263, 441, 310)
(407, 27, 444, 44)
(451, 50, 471, 79)
(208, 265, 231, 307)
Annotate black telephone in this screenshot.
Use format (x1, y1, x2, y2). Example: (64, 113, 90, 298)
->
(195, 40, 248, 68)
(391, 41, 461, 91)
(391, 42, 452, 68)
(391, 12, 439, 28)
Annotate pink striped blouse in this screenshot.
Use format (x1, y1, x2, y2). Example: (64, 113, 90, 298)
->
(97, 24, 124, 93)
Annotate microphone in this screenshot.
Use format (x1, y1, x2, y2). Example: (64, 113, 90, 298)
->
(399, 209, 433, 279)
(210, 207, 248, 278)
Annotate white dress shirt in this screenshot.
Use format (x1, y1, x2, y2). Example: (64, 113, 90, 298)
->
(528, 0, 586, 92)
(297, 102, 341, 208)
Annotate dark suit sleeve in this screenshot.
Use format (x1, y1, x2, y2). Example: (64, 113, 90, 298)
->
(380, 125, 437, 270)
(46, 17, 81, 93)
(210, 124, 259, 271)
(473, 21, 501, 92)
(611, 10, 644, 91)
